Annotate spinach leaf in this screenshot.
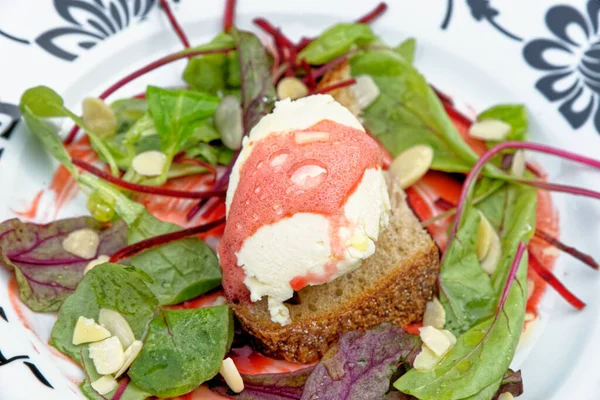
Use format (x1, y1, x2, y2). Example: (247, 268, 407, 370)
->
(20, 105, 78, 176)
(50, 263, 158, 363)
(183, 33, 241, 93)
(477, 104, 528, 142)
(129, 306, 233, 398)
(20, 86, 70, 117)
(0, 217, 126, 312)
(110, 98, 148, 134)
(399, 184, 536, 399)
(79, 174, 222, 305)
(350, 50, 480, 173)
(230, 28, 277, 133)
(395, 38, 416, 64)
(394, 249, 528, 399)
(439, 209, 495, 335)
(145, 86, 220, 183)
(298, 23, 375, 64)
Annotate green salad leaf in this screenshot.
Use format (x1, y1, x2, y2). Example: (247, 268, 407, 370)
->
(477, 104, 528, 142)
(20, 105, 78, 176)
(20, 86, 71, 117)
(350, 49, 481, 173)
(439, 209, 495, 335)
(230, 28, 277, 133)
(399, 183, 536, 398)
(110, 98, 148, 134)
(298, 23, 375, 64)
(129, 306, 234, 398)
(145, 86, 220, 183)
(395, 37, 416, 64)
(50, 264, 158, 362)
(79, 174, 221, 305)
(395, 248, 528, 399)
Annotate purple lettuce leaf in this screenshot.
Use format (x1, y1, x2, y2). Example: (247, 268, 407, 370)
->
(210, 324, 420, 400)
(300, 324, 421, 400)
(0, 217, 127, 312)
(210, 365, 314, 399)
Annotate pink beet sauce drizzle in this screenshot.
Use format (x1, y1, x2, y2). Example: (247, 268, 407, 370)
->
(219, 120, 383, 302)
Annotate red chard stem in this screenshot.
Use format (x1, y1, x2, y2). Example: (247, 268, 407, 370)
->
(223, 0, 237, 31)
(535, 229, 599, 270)
(73, 158, 225, 199)
(110, 218, 226, 263)
(315, 78, 357, 94)
(159, 0, 190, 48)
(530, 252, 586, 310)
(356, 2, 388, 24)
(112, 376, 130, 400)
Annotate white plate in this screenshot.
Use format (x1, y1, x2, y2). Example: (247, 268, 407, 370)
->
(1, 1, 600, 399)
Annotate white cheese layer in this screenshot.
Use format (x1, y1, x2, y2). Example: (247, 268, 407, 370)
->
(236, 168, 389, 326)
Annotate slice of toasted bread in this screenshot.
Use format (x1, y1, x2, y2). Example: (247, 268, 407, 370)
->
(233, 179, 440, 363)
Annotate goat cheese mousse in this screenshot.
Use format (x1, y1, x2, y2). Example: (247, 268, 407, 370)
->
(219, 95, 390, 325)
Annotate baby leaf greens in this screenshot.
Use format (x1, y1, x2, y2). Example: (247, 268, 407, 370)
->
(19, 105, 222, 305)
(298, 23, 375, 64)
(50, 264, 158, 362)
(128, 306, 233, 398)
(395, 244, 528, 399)
(0, 217, 126, 312)
(395, 38, 416, 64)
(145, 86, 220, 184)
(230, 28, 277, 133)
(350, 49, 481, 173)
(79, 174, 222, 305)
(51, 264, 233, 399)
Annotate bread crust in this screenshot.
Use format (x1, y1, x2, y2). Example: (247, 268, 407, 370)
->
(233, 240, 439, 363)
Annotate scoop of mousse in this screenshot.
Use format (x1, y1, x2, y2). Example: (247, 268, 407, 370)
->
(219, 95, 390, 325)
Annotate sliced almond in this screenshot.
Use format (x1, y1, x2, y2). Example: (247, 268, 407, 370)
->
(215, 95, 244, 150)
(84, 255, 110, 275)
(62, 229, 100, 259)
(98, 309, 135, 350)
(423, 297, 446, 329)
(90, 375, 119, 396)
(115, 340, 143, 378)
(82, 98, 117, 137)
(350, 75, 380, 110)
(469, 119, 511, 141)
(220, 357, 244, 393)
(88, 336, 125, 375)
(277, 77, 309, 100)
(441, 329, 457, 348)
(498, 392, 515, 400)
(132, 150, 166, 177)
(419, 326, 451, 357)
(480, 224, 502, 275)
(476, 212, 495, 261)
(511, 150, 526, 177)
(294, 131, 330, 144)
(72, 316, 111, 345)
(413, 344, 441, 371)
(390, 145, 434, 189)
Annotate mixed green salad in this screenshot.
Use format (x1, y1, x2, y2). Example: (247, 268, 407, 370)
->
(2, 1, 599, 399)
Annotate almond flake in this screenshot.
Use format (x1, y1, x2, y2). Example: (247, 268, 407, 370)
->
(132, 151, 166, 177)
(62, 229, 100, 259)
(277, 77, 309, 100)
(423, 297, 446, 329)
(469, 119, 511, 141)
(390, 145, 434, 189)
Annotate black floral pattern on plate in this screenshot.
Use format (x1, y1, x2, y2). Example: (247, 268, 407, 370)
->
(524, 1, 600, 133)
(0, 307, 53, 389)
(36, 0, 157, 61)
(441, 0, 522, 41)
(0, 102, 21, 161)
